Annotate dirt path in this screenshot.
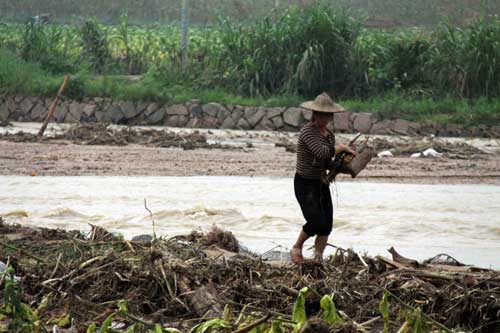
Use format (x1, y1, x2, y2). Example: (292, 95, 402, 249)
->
(1, 139, 499, 184)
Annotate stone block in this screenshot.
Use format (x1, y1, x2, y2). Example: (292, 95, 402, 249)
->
(244, 106, 266, 127)
(0, 103, 10, 121)
(145, 103, 160, 116)
(202, 103, 224, 117)
(136, 102, 149, 114)
(165, 115, 188, 127)
(392, 119, 411, 135)
(353, 112, 374, 133)
(445, 123, 464, 137)
(271, 116, 284, 129)
(167, 104, 189, 116)
(64, 110, 80, 123)
(267, 107, 284, 119)
(254, 117, 274, 131)
(370, 120, 393, 135)
(67, 102, 84, 122)
(231, 106, 244, 122)
(120, 101, 140, 119)
(236, 117, 251, 130)
(95, 111, 105, 123)
(220, 117, 236, 129)
(6, 97, 17, 113)
(82, 104, 97, 117)
(490, 126, 500, 138)
(201, 116, 219, 128)
(19, 98, 35, 115)
(55, 102, 69, 123)
(30, 103, 47, 121)
(333, 112, 350, 131)
(283, 107, 303, 127)
(217, 107, 231, 120)
(106, 104, 125, 123)
(147, 107, 166, 124)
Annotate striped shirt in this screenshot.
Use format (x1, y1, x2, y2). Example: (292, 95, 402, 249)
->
(296, 123, 336, 179)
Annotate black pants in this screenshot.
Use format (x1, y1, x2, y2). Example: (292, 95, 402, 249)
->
(294, 173, 333, 236)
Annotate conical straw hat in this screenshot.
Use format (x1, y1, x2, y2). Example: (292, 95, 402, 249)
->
(300, 92, 345, 113)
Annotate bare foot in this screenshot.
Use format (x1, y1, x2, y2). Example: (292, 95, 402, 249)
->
(291, 247, 304, 264)
(313, 253, 324, 265)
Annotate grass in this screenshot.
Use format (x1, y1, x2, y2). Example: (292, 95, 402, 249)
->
(342, 94, 500, 126)
(2, 47, 498, 126)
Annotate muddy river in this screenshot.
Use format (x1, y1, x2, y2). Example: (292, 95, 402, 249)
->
(1, 176, 499, 268)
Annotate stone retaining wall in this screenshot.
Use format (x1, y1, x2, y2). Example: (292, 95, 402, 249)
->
(0, 96, 498, 137)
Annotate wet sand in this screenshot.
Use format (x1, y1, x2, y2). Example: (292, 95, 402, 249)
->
(1, 139, 499, 184)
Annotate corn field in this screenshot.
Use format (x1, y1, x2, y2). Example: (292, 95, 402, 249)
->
(0, 3, 499, 99)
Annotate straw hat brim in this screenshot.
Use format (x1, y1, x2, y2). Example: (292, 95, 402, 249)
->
(300, 101, 346, 113)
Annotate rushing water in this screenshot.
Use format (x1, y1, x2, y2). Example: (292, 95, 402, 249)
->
(1, 176, 499, 268)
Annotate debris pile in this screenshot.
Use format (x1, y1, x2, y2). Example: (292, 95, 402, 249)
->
(369, 137, 485, 159)
(0, 124, 238, 150)
(0, 219, 499, 332)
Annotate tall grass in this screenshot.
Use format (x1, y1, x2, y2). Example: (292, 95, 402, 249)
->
(212, 4, 362, 97)
(0, 2, 498, 101)
(427, 19, 500, 98)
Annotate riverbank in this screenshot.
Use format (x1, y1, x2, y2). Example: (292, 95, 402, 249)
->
(1, 122, 499, 184)
(2, 95, 500, 138)
(0, 220, 499, 332)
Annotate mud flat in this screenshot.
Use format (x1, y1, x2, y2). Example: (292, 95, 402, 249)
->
(0, 219, 499, 332)
(0, 123, 499, 184)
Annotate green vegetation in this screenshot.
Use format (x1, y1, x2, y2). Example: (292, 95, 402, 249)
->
(0, 2, 499, 125)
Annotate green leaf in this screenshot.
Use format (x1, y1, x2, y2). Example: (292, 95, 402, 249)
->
(154, 323, 164, 333)
(100, 313, 116, 333)
(57, 313, 71, 328)
(86, 323, 97, 333)
(292, 287, 309, 329)
(320, 295, 343, 325)
(379, 291, 390, 333)
(126, 323, 144, 333)
(117, 300, 129, 314)
(222, 304, 232, 322)
(269, 319, 284, 333)
(164, 329, 181, 333)
(410, 308, 425, 333)
(35, 294, 51, 315)
(189, 319, 231, 333)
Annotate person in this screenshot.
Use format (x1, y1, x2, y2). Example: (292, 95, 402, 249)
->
(291, 92, 356, 264)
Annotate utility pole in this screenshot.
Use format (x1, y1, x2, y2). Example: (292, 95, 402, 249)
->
(181, 0, 189, 71)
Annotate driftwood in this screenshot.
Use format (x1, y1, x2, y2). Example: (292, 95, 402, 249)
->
(1, 219, 499, 332)
(388, 247, 419, 267)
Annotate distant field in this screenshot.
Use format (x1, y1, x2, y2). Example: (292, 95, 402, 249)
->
(0, 0, 498, 26)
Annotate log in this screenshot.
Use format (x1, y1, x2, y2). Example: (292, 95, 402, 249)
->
(38, 75, 70, 137)
(388, 247, 419, 267)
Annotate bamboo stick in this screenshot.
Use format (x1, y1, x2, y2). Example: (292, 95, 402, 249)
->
(38, 75, 70, 137)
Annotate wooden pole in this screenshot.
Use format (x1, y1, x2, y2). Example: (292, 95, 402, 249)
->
(180, 0, 189, 71)
(38, 75, 70, 138)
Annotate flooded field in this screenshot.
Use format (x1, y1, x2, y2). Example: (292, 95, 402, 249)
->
(1, 176, 499, 268)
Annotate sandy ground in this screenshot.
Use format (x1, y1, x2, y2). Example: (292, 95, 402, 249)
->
(1, 139, 499, 184)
